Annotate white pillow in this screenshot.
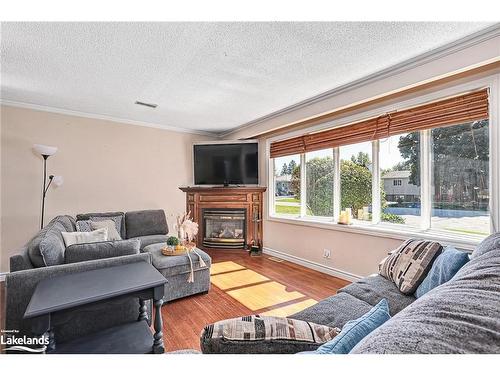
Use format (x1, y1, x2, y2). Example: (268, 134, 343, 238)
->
(62, 228, 108, 247)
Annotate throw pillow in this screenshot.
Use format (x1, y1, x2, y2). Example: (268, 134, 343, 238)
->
(39, 222, 67, 266)
(415, 246, 470, 298)
(90, 219, 122, 241)
(76, 220, 93, 232)
(379, 238, 443, 295)
(61, 228, 108, 247)
(311, 299, 391, 354)
(89, 215, 122, 237)
(200, 315, 340, 354)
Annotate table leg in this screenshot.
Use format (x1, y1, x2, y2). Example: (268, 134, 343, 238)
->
(31, 314, 51, 354)
(153, 299, 164, 354)
(152, 285, 164, 354)
(47, 329, 56, 352)
(138, 299, 148, 322)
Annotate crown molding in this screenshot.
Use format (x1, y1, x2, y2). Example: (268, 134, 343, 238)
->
(220, 23, 500, 139)
(0, 100, 217, 137)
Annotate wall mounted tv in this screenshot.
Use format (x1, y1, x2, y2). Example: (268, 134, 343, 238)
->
(193, 142, 258, 186)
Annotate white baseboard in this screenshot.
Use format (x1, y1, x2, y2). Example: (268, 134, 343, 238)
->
(262, 247, 362, 283)
(0, 272, 8, 282)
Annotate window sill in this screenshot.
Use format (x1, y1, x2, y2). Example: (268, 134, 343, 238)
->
(267, 215, 484, 251)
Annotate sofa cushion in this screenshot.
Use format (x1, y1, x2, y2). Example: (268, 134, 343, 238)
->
(339, 275, 415, 316)
(415, 246, 469, 298)
(379, 238, 443, 294)
(64, 239, 140, 264)
(27, 216, 73, 267)
(143, 243, 211, 277)
(351, 249, 500, 354)
(200, 315, 340, 354)
(125, 210, 168, 239)
(76, 212, 126, 238)
(55, 215, 77, 232)
(289, 292, 373, 328)
(311, 299, 390, 354)
(39, 222, 67, 266)
(471, 231, 500, 259)
(136, 234, 170, 250)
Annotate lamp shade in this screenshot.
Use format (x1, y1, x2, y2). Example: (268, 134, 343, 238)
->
(52, 175, 64, 187)
(33, 144, 58, 157)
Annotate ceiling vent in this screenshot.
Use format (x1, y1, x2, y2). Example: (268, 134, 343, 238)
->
(135, 100, 158, 108)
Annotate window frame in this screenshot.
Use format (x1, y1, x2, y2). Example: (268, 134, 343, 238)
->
(266, 75, 499, 250)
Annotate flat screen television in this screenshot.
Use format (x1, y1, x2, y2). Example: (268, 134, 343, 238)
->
(193, 142, 258, 186)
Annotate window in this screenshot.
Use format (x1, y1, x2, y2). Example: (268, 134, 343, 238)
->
(273, 155, 301, 217)
(305, 149, 334, 217)
(380, 132, 421, 228)
(269, 87, 495, 242)
(431, 120, 489, 236)
(340, 142, 372, 222)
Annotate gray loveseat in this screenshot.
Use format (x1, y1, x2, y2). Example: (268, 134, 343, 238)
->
(201, 233, 500, 354)
(6, 209, 170, 344)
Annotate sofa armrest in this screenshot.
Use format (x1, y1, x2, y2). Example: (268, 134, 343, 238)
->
(5, 252, 152, 343)
(64, 239, 140, 264)
(10, 246, 34, 272)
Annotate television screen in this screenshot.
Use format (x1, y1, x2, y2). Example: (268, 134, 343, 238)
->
(194, 142, 258, 185)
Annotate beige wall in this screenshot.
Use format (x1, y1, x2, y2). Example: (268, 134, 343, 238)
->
(0, 105, 214, 272)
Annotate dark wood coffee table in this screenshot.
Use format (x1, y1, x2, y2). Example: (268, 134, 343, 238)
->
(24, 261, 167, 354)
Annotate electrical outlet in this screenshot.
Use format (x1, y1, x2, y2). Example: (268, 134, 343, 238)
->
(323, 249, 331, 259)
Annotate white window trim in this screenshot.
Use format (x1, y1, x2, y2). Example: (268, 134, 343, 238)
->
(267, 74, 500, 249)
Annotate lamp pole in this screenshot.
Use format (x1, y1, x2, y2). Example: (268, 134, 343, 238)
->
(33, 144, 61, 230)
(40, 155, 54, 229)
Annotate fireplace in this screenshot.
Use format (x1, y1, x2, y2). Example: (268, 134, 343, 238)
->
(179, 186, 266, 251)
(202, 208, 246, 249)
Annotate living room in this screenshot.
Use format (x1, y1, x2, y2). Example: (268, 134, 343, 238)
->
(1, 1, 500, 373)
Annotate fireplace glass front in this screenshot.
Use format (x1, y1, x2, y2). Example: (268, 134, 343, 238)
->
(202, 208, 246, 249)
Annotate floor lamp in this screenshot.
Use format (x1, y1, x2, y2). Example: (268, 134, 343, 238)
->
(33, 144, 64, 229)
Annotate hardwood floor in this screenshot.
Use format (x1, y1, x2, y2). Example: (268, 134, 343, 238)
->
(0, 251, 350, 353)
(162, 249, 349, 352)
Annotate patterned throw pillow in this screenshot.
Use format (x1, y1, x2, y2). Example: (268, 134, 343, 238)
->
(76, 220, 93, 232)
(379, 239, 443, 295)
(201, 315, 340, 354)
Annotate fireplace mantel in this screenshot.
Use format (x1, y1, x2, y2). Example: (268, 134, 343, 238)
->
(179, 186, 267, 251)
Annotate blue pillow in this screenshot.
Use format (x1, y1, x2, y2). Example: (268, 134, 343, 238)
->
(415, 246, 469, 298)
(312, 299, 390, 354)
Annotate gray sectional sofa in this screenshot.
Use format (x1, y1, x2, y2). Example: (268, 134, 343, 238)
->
(6, 209, 171, 344)
(201, 232, 500, 354)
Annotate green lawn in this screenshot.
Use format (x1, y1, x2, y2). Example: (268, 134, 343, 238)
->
(275, 204, 313, 215)
(276, 197, 300, 203)
(443, 227, 489, 236)
(275, 205, 300, 215)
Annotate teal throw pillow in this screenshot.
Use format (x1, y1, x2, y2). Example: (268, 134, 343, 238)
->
(415, 246, 470, 298)
(312, 299, 390, 354)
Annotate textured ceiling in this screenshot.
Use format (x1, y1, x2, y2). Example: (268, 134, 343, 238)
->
(0, 22, 495, 134)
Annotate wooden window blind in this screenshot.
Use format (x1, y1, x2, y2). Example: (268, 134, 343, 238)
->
(270, 88, 489, 158)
